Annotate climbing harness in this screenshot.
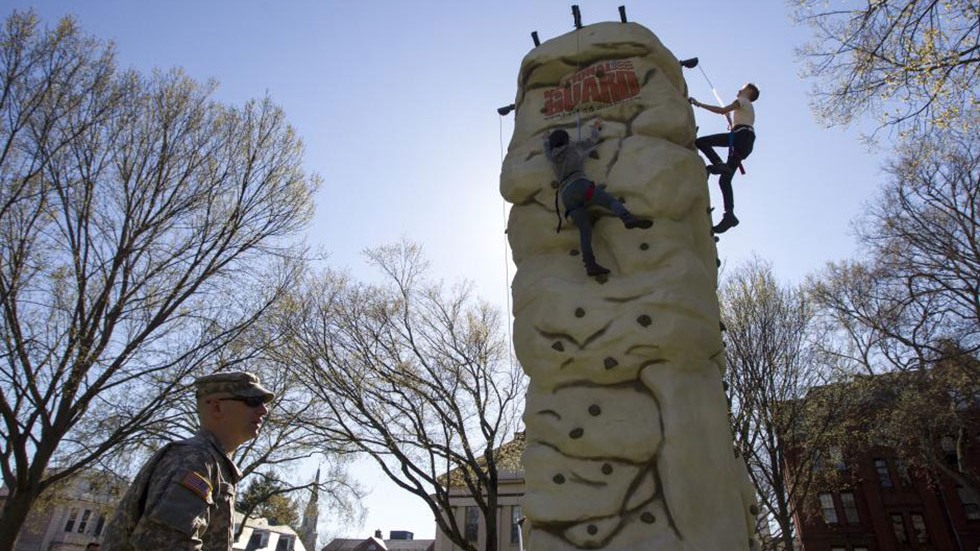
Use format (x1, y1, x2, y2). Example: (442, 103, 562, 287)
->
(554, 178, 596, 234)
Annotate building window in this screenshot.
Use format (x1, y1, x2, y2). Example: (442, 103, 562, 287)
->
(959, 487, 980, 520)
(828, 446, 846, 470)
(511, 505, 522, 544)
(910, 513, 927, 543)
(894, 457, 912, 486)
(942, 436, 959, 467)
(874, 458, 893, 488)
(64, 508, 79, 532)
(276, 535, 295, 551)
(811, 449, 824, 471)
(891, 513, 908, 543)
(93, 513, 106, 537)
(819, 493, 838, 524)
(854, 547, 869, 551)
(830, 547, 845, 551)
(840, 492, 860, 524)
(77, 509, 92, 533)
(248, 530, 270, 548)
(950, 389, 970, 411)
(465, 506, 479, 542)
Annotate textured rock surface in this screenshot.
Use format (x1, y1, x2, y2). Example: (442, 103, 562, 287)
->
(500, 21, 757, 551)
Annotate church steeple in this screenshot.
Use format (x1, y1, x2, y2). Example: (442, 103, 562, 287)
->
(299, 467, 320, 551)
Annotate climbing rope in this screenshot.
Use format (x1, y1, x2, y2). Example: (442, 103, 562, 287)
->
(696, 64, 728, 123)
(694, 63, 746, 175)
(498, 115, 515, 368)
(574, 21, 583, 141)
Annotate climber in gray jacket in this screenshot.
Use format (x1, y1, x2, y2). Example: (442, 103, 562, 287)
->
(544, 119, 653, 277)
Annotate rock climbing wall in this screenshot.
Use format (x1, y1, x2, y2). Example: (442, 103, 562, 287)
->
(500, 22, 758, 551)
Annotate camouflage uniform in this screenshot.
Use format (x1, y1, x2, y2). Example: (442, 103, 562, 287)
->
(102, 372, 273, 551)
(101, 430, 240, 551)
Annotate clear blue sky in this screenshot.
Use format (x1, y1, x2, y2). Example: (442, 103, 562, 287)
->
(7, 0, 886, 543)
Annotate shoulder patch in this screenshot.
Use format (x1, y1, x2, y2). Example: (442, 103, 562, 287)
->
(179, 470, 213, 502)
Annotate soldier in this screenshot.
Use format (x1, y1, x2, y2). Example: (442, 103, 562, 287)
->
(101, 372, 274, 551)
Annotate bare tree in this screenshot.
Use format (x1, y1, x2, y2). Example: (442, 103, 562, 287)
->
(0, 11, 319, 549)
(864, 129, 978, 358)
(809, 125, 980, 492)
(793, 0, 980, 139)
(720, 257, 840, 551)
(277, 241, 525, 551)
(811, 126, 979, 370)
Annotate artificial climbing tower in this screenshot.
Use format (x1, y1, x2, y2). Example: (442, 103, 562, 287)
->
(499, 13, 758, 551)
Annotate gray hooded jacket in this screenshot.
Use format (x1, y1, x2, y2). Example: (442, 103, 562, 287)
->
(544, 125, 601, 187)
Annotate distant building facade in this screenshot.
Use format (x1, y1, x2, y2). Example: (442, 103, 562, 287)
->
(433, 433, 527, 551)
(236, 514, 306, 551)
(784, 375, 980, 551)
(323, 529, 434, 551)
(791, 446, 980, 551)
(434, 473, 525, 551)
(0, 469, 126, 551)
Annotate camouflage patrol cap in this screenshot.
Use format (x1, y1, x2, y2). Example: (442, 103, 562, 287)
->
(194, 372, 275, 402)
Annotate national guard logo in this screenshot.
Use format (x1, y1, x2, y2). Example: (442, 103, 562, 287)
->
(543, 59, 642, 118)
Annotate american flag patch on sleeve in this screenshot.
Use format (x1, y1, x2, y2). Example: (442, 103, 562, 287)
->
(179, 470, 213, 502)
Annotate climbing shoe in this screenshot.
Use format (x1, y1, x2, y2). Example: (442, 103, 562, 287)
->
(585, 261, 611, 277)
(707, 162, 734, 176)
(622, 214, 653, 229)
(712, 212, 739, 234)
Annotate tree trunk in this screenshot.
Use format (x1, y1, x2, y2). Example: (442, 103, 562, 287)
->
(779, 528, 795, 551)
(0, 488, 39, 551)
(485, 508, 498, 551)
(485, 474, 498, 551)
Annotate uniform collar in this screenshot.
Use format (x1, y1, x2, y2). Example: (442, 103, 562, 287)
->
(198, 429, 244, 482)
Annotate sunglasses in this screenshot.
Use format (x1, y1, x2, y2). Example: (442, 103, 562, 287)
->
(216, 396, 268, 408)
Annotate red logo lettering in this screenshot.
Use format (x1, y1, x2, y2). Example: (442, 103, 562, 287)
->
(542, 60, 640, 118)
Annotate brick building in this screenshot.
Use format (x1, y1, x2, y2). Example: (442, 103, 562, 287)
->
(785, 375, 980, 551)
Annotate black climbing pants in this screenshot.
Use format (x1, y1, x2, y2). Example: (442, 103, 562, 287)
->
(695, 125, 755, 213)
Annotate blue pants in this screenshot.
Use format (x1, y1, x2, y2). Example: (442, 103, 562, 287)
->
(695, 127, 755, 213)
(561, 178, 628, 264)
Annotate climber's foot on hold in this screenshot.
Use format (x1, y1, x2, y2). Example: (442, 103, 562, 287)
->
(622, 214, 653, 230)
(707, 162, 733, 176)
(585, 261, 611, 277)
(712, 212, 739, 234)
